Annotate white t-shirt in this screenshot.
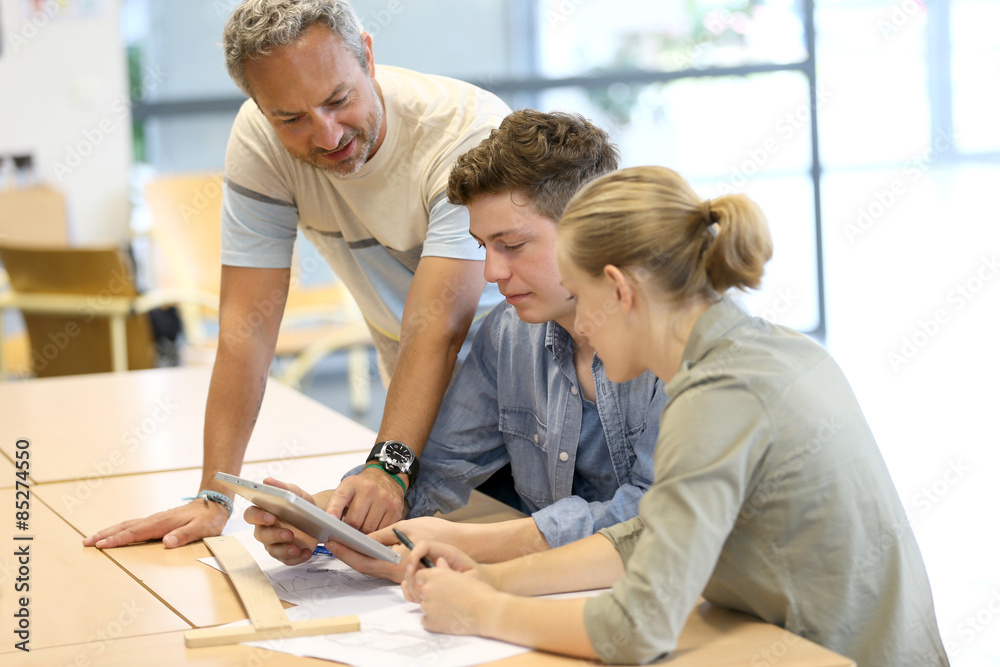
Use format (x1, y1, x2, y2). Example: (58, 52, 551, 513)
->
(220, 65, 508, 349)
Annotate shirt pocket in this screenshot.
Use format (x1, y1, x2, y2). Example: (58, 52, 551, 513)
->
(498, 406, 551, 508)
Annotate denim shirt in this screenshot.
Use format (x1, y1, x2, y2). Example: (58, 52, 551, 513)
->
(407, 303, 667, 548)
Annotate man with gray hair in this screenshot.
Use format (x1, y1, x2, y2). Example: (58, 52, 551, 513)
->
(85, 0, 509, 549)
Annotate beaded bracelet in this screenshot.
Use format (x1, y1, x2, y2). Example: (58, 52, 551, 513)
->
(184, 490, 234, 518)
(364, 463, 407, 493)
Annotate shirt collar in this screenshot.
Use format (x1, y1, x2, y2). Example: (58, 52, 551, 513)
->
(544, 319, 574, 364)
(677, 295, 752, 371)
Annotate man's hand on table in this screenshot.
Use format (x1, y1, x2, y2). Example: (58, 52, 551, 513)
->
(82, 498, 230, 549)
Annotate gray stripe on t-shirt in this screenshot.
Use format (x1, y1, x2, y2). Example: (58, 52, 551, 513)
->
(224, 177, 297, 208)
(301, 225, 381, 249)
(429, 190, 449, 211)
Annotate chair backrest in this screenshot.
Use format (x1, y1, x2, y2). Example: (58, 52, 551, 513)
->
(0, 244, 156, 377)
(0, 185, 70, 245)
(144, 173, 223, 296)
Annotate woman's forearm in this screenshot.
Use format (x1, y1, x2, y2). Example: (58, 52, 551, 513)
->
(453, 518, 550, 563)
(487, 532, 624, 596)
(481, 595, 597, 659)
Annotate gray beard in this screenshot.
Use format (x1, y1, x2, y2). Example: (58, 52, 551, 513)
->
(307, 80, 384, 178)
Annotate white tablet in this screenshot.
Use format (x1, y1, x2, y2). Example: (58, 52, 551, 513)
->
(215, 472, 401, 564)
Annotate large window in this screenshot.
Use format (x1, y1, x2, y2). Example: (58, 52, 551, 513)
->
(125, 0, 994, 338)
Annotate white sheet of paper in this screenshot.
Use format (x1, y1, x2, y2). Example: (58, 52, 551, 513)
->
(198, 527, 604, 667)
(246, 595, 531, 667)
(199, 527, 401, 612)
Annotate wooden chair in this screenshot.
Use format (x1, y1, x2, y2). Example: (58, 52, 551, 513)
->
(0, 243, 217, 379)
(0, 184, 70, 245)
(143, 173, 373, 412)
(0, 184, 72, 376)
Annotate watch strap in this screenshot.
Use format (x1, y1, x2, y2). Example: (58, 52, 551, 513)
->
(403, 452, 419, 484)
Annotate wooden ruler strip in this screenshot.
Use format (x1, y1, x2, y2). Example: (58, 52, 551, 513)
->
(202, 534, 291, 631)
(185, 615, 361, 648)
(185, 535, 362, 648)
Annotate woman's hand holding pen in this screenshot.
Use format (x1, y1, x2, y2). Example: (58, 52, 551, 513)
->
(401, 540, 504, 636)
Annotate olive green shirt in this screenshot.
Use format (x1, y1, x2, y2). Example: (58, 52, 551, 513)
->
(583, 297, 948, 667)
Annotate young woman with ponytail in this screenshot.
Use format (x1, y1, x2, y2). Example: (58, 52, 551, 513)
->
(400, 166, 949, 667)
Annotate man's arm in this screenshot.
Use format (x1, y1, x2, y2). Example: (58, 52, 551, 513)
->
(328, 255, 486, 533)
(199, 266, 289, 498)
(84, 266, 289, 548)
(405, 304, 509, 517)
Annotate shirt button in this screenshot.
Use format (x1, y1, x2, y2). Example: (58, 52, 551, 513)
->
(559, 451, 569, 462)
(533, 434, 539, 444)
(570, 386, 579, 396)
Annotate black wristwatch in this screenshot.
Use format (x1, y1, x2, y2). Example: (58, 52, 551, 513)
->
(367, 440, 419, 485)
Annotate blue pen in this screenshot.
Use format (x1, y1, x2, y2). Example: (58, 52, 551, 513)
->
(393, 528, 435, 568)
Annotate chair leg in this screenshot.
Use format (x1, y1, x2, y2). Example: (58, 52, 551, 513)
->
(275, 328, 374, 415)
(110, 314, 128, 372)
(347, 345, 371, 414)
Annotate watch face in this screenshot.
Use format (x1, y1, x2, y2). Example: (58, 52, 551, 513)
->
(383, 442, 411, 471)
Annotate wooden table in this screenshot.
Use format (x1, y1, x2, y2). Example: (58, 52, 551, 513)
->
(33, 455, 370, 629)
(0, 366, 373, 482)
(0, 489, 189, 654)
(10, 602, 855, 666)
(0, 454, 15, 489)
(0, 367, 855, 665)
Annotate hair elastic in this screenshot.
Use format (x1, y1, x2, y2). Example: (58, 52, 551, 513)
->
(701, 199, 714, 226)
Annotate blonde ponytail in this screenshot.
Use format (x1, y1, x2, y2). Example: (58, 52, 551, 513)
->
(703, 193, 772, 293)
(559, 166, 773, 303)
